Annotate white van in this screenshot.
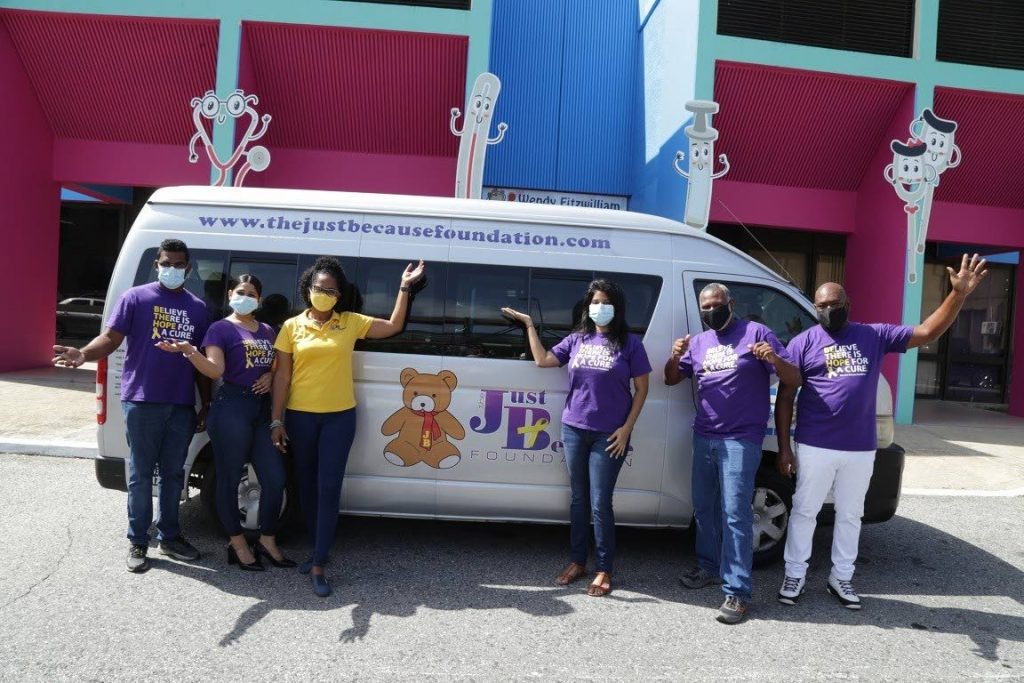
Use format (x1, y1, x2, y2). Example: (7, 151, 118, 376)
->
(95, 186, 904, 565)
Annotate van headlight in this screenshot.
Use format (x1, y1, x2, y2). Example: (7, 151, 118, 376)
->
(876, 414, 895, 449)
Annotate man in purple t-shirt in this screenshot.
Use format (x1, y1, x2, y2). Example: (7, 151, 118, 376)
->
(665, 282, 800, 624)
(53, 239, 209, 573)
(775, 254, 988, 610)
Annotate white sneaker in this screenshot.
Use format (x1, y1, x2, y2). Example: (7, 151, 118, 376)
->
(777, 575, 806, 605)
(827, 574, 861, 610)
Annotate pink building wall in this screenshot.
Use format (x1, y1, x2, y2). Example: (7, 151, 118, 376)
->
(0, 22, 59, 372)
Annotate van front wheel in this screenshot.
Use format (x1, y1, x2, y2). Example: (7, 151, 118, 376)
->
(751, 468, 793, 568)
(199, 460, 295, 537)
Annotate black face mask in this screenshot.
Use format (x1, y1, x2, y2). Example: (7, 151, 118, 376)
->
(818, 305, 849, 333)
(701, 304, 732, 331)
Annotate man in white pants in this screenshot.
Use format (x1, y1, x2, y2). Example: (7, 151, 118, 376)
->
(774, 253, 988, 609)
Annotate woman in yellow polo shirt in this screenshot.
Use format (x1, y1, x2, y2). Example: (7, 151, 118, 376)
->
(270, 255, 424, 597)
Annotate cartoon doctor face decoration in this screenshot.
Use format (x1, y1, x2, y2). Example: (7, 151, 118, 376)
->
(673, 100, 730, 230)
(188, 89, 272, 187)
(451, 73, 508, 200)
(910, 108, 961, 179)
(884, 139, 933, 212)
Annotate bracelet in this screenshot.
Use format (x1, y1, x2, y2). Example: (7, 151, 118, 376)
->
(182, 350, 196, 359)
(269, 419, 285, 430)
(399, 285, 411, 292)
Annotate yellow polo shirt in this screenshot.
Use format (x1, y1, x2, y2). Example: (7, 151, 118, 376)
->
(274, 310, 375, 413)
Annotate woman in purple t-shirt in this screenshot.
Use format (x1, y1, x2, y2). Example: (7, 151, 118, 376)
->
(158, 274, 293, 572)
(502, 279, 651, 597)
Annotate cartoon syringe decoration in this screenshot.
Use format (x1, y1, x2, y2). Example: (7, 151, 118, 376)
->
(884, 109, 962, 284)
(673, 100, 730, 230)
(451, 73, 508, 200)
(188, 89, 272, 187)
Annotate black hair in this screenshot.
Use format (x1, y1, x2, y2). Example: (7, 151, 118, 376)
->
(298, 256, 350, 313)
(227, 273, 263, 297)
(576, 278, 629, 351)
(157, 238, 190, 262)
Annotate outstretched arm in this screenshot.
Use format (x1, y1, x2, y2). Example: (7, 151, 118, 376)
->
(53, 328, 125, 367)
(908, 253, 987, 349)
(500, 308, 560, 367)
(367, 261, 427, 339)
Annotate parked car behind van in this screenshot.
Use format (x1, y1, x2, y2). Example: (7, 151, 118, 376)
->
(94, 186, 904, 566)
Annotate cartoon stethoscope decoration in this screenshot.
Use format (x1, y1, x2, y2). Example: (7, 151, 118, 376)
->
(450, 73, 508, 200)
(885, 108, 961, 284)
(189, 89, 272, 187)
(673, 100, 730, 230)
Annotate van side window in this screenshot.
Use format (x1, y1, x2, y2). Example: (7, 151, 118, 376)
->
(599, 272, 662, 336)
(446, 263, 529, 359)
(229, 257, 299, 332)
(693, 279, 816, 346)
(355, 259, 447, 355)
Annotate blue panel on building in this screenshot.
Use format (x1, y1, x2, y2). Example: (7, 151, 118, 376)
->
(557, 0, 636, 195)
(485, 0, 565, 190)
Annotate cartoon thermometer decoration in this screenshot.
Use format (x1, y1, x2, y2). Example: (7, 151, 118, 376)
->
(673, 100, 730, 230)
(451, 73, 508, 199)
(885, 139, 933, 285)
(188, 89, 271, 187)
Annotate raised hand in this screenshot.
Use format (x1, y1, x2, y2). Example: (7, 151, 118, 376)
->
(401, 260, 426, 287)
(671, 335, 691, 360)
(501, 307, 533, 327)
(948, 253, 988, 296)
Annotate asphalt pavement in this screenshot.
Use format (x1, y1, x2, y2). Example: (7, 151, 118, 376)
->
(0, 453, 1021, 682)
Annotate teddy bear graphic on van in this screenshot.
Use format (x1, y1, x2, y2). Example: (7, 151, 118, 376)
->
(381, 368, 466, 469)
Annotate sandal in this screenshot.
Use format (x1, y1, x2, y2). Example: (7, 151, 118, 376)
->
(554, 562, 588, 586)
(587, 571, 612, 597)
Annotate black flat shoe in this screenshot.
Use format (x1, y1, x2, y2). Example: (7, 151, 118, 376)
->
(255, 541, 297, 568)
(226, 544, 265, 572)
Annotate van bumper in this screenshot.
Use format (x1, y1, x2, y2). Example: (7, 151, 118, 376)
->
(819, 443, 905, 524)
(96, 456, 127, 492)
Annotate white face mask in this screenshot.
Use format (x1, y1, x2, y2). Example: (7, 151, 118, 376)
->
(229, 294, 258, 316)
(157, 265, 187, 289)
(589, 303, 614, 327)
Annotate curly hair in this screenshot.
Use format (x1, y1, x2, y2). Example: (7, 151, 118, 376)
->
(298, 256, 350, 313)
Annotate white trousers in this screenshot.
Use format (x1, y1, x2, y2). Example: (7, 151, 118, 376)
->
(783, 443, 876, 581)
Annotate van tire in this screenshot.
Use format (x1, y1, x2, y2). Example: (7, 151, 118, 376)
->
(751, 467, 794, 568)
(198, 458, 297, 539)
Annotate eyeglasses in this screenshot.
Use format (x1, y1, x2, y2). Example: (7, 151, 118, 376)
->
(310, 285, 340, 297)
(156, 261, 188, 269)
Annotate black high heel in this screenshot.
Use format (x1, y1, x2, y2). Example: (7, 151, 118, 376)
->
(226, 544, 265, 571)
(255, 541, 297, 568)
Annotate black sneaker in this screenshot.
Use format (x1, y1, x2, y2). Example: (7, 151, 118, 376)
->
(158, 535, 201, 562)
(827, 574, 862, 610)
(126, 544, 150, 573)
(777, 575, 806, 605)
(716, 595, 748, 624)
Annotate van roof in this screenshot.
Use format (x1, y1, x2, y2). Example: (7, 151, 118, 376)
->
(148, 186, 789, 284)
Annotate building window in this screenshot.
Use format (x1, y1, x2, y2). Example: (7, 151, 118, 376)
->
(707, 224, 846, 296)
(937, 0, 1024, 70)
(716, 0, 915, 58)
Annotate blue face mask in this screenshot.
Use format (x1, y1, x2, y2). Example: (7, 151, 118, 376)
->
(157, 265, 187, 289)
(229, 294, 259, 316)
(589, 303, 614, 327)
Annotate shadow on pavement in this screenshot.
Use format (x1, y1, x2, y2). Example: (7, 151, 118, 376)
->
(160, 498, 1021, 660)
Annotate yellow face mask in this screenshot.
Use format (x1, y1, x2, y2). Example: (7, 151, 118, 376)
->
(309, 291, 338, 313)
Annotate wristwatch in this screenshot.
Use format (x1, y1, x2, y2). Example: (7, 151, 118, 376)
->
(399, 285, 411, 292)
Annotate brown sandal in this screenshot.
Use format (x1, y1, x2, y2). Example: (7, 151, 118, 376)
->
(587, 571, 612, 597)
(554, 562, 588, 586)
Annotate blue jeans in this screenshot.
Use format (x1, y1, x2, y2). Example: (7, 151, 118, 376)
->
(206, 383, 287, 537)
(691, 434, 761, 601)
(286, 408, 356, 566)
(122, 401, 196, 545)
(562, 424, 627, 574)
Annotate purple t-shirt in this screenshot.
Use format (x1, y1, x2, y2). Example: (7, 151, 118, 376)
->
(678, 320, 788, 444)
(201, 320, 276, 388)
(551, 332, 652, 434)
(107, 282, 209, 405)
(787, 322, 914, 451)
